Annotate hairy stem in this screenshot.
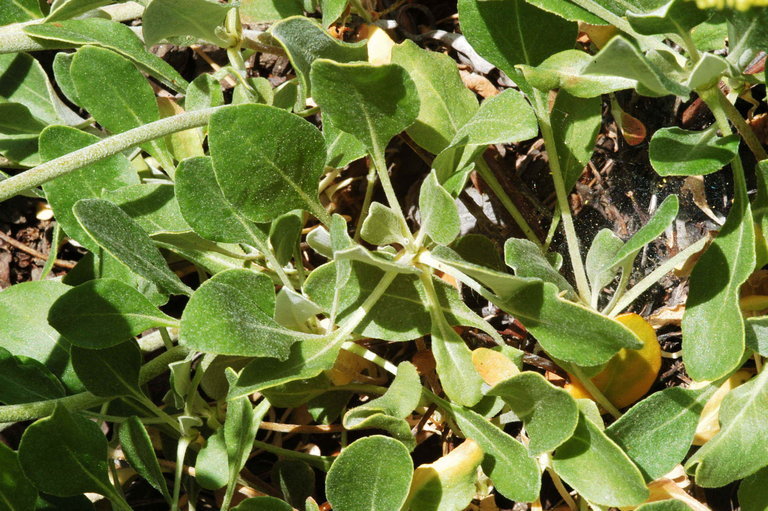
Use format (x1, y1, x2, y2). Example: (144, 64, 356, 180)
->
(0, 107, 225, 203)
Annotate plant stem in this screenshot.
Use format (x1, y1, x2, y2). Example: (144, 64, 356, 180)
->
(569, 365, 622, 419)
(533, 91, 592, 303)
(171, 436, 192, 511)
(606, 236, 708, 317)
(354, 163, 377, 242)
(713, 87, 768, 161)
(474, 157, 542, 247)
(245, 224, 294, 290)
(370, 147, 416, 246)
(252, 439, 334, 471)
(0, 107, 226, 203)
(342, 342, 399, 375)
(546, 466, 578, 511)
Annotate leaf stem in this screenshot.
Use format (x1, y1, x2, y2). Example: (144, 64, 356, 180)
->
(0, 107, 227, 203)
(569, 364, 622, 419)
(474, 157, 542, 247)
(353, 163, 378, 242)
(341, 341, 399, 375)
(712, 87, 768, 162)
(606, 236, 708, 317)
(171, 435, 192, 511)
(370, 147, 416, 246)
(252, 439, 334, 471)
(533, 91, 592, 303)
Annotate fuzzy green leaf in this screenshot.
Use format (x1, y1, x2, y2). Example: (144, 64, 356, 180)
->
(326, 436, 414, 511)
(119, 416, 171, 502)
(142, 0, 232, 47)
(360, 202, 410, 246)
(419, 171, 461, 245)
(391, 39, 478, 155)
(627, 0, 708, 36)
(682, 186, 754, 381)
(0, 346, 65, 404)
(103, 183, 190, 235)
(233, 497, 293, 511)
(739, 466, 768, 511)
(489, 372, 579, 454)
(49, 279, 177, 349)
(686, 369, 768, 487)
(552, 412, 649, 507)
(504, 238, 575, 299)
(0, 442, 38, 511)
(41, 126, 138, 251)
(650, 126, 739, 176)
(310, 59, 420, 154)
(73, 198, 192, 296)
(71, 341, 142, 398)
(551, 90, 602, 191)
(209, 104, 327, 223)
(180, 269, 316, 358)
(606, 387, 708, 481)
(24, 18, 188, 92)
(324, 122, 366, 168)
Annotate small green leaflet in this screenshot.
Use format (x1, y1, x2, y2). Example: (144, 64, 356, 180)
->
(142, 0, 232, 47)
(649, 126, 739, 176)
(119, 416, 172, 503)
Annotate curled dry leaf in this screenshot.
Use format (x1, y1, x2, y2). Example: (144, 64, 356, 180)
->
(459, 70, 499, 98)
(692, 369, 754, 446)
(566, 313, 661, 409)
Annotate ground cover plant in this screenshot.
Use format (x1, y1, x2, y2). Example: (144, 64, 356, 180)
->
(0, 0, 767, 509)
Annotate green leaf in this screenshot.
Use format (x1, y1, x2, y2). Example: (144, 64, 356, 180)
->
(48, 279, 177, 349)
(34, 494, 95, 511)
(0, 280, 78, 391)
(552, 412, 649, 507)
(627, 0, 708, 36)
(725, 8, 768, 71)
(151, 232, 252, 275)
(270, 211, 303, 266)
(175, 156, 260, 244)
(45, 0, 113, 21)
(230, 338, 344, 399)
(746, 316, 768, 357)
(685, 52, 730, 90)
(24, 18, 188, 93)
(430, 305, 483, 407)
(233, 497, 293, 511)
(609, 194, 679, 269)
(225, 386, 268, 494)
(419, 171, 461, 245)
(360, 202, 410, 246)
(209, 104, 327, 223)
(50, 53, 76, 103)
(583, 36, 690, 98)
(119, 416, 171, 502)
(64, 249, 167, 307)
(585, 228, 624, 293)
(0, 442, 38, 511)
(649, 126, 739, 176)
(326, 435, 414, 511)
(41, 125, 138, 251)
(433, 89, 538, 188)
(310, 59, 420, 155)
(519, 50, 638, 98)
(682, 186, 755, 381)
(739, 466, 768, 511)
(636, 501, 695, 511)
(73, 198, 192, 296)
(551, 91, 602, 191)
(273, 460, 315, 509)
(390, 39, 478, 155)
(445, 399, 540, 502)
(195, 429, 228, 490)
(457, 0, 577, 80)
(324, 122, 366, 168)
(344, 361, 420, 448)
(504, 238, 575, 299)
(0, 103, 47, 134)
(70, 46, 171, 167)
(142, 0, 232, 47)
(240, 0, 303, 23)
(304, 260, 496, 342)
(0, 347, 65, 404)
(524, 0, 605, 23)
(271, 16, 367, 99)
(103, 183, 190, 235)
(71, 341, 142, 398)
(489, 372, 579, 454)
(686, 369, 768, 487)
(430, 247, 642, 366)
(606, 387, 707, 481)
(321, 0, 347, 26)
(180, 269, 316, 358)
(18, 405, 119, 499)
(0, 0, 42, 24)
(186, 73, 224, 112)
(0, 52, 79, 125)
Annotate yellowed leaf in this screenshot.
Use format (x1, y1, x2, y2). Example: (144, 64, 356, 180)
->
(692, 369, 753, 445)
(358, 24, 395, 65)
(472, 347, 520, 387)
(566, 313, 661, 409)
(326, 348, 378, 385)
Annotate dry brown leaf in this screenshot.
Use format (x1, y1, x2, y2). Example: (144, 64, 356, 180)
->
(681, 176, 722, 225)
(648, 304, 685, 329)
(617, 110, 647, 146)
(459, 70, 499, 98)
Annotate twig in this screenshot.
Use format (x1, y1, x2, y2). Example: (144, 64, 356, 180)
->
(259, 422, 344, 434)
(0, 230, 76, 269)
